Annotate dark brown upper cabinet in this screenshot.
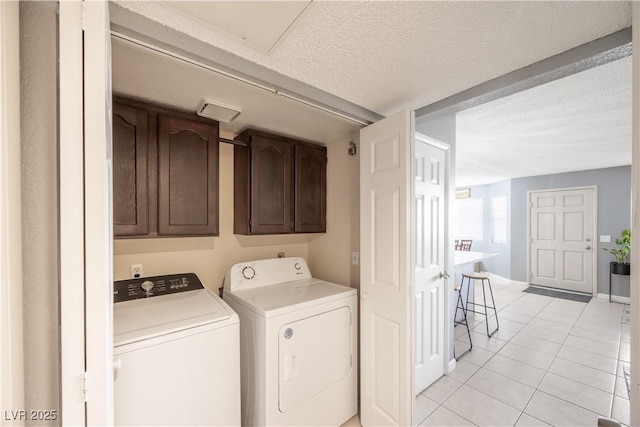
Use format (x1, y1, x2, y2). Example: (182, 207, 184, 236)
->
(158, 115, 219, 236)
(112, 103, 149, 236)
(112, 97, 219, 238)
(294, 144, 327, 233)
(234, 129, 326, 235)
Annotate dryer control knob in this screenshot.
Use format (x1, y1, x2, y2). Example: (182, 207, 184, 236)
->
(141, 280, 154, 292)
(242, 266, 256, 280)
(294, 262, 301, 270)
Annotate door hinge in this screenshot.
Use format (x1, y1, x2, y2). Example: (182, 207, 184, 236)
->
(350, 355, 353, 368)
(83, 371, 89, 402)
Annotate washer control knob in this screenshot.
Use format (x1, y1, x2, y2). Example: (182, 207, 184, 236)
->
(242, 266, 256, 280)
(141, 280, 154, 292)
(294, 262, 301, 270)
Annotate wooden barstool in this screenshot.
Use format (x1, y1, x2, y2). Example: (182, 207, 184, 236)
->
(453, 281, 472, 360)
(461, 272, 499, 337)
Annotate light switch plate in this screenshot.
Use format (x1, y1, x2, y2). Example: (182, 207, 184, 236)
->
(600, 235, 611, 243)
(351, 251, 359, 266)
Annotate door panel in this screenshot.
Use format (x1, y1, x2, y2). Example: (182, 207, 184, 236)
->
(158, 114, 219, 235)
(250, 135, 292, 234)
(529, 188, 595, 293)
(112, 103, 149, 235)
(360, 111, 413, 427)
(414, 137, 446, 394)
(294, 144, 327, 232)
(278, 307, 351, 412)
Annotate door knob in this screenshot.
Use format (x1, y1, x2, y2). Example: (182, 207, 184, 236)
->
(585, 238, 591, 242)
(439, 272, 450, 279)
(585, 246, 592, 250)
(361, 293, 368, 301)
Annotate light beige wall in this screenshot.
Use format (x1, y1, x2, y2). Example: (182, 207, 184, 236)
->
(20, 1, 60, 422)
(114, 143, 310, 291)
(308, 136, 360, 288)
(349, 135, 360, 289)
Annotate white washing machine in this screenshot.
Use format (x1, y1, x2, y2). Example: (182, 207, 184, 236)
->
(223, 257, 357, 427)
(113, 273, 240, 426)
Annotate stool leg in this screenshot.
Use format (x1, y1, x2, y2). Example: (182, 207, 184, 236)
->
(487, 277, 499, 331)
(481, 278, 499, 337)
(464, 276, 472, 316)
(481, 279, 490, 336)
(454, 287, 472, 360)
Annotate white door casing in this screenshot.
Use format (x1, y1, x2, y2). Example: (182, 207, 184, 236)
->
(59, 2, 113, 424)
(59, 2, 87, 423)
(528, 187, 596, 294)
(360, 110, 414, 426)
(414, 135, 446, 394)
(84, 2, 114, 424)
(0, 1, 24, 422)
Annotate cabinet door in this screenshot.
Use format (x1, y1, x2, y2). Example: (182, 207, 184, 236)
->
(250, 135, 293, 234)
(294, 144, 327, 233)
(157, 115, 219, 236)
(112, 103, 149, 236)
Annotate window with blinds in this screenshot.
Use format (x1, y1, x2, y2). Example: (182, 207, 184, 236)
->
(492, 195, 508, 244)
(455, 198, 483, 241)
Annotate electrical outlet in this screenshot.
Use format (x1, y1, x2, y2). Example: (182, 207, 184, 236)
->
(600, 235, 611, 243)
(351, 251, 359, 266)
(277, 252, 285, 258)
(130, 264, 143, 279)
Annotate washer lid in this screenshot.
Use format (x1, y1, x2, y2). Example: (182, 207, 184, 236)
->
(114, 289, 232, 346)
(228, 279, 356, 318)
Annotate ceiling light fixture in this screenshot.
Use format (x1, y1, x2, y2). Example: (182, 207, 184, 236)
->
(196, 99, 242, 123)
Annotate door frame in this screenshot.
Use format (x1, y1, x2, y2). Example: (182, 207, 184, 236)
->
(526, 185, 598, 297)
(59, 2, 113, 424)
(0, 1, 24, 421)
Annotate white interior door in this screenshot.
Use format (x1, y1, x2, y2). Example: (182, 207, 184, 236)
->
(360, 110, 413, 427)
(414, 135, 446, 394)
(529, 187, 596, 293)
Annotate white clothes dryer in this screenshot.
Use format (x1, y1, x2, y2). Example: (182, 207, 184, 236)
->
(223, 257, 358, 427)
(113, 273, 240, 426)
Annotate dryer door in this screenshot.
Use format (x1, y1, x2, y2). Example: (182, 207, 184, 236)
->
(278, 306, 352, 412)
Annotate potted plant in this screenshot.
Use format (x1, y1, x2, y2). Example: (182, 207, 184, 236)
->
(603, 228, 631, 275)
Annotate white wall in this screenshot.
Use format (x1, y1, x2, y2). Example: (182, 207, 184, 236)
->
(19, 1, 60, 421)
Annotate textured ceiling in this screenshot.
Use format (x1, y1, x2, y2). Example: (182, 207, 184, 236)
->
(114, 1, 631, 115)
(455, 56, 632, 187)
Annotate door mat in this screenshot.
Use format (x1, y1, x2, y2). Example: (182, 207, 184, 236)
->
(523, 286, 591, 303)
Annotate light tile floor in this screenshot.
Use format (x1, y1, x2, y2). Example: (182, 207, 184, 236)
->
(416, 275, 631, 427)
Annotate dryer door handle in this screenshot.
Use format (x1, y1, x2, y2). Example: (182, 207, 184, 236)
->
(283, 355, 298, 381)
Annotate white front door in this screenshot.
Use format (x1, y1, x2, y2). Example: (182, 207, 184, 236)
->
(360, 110, 413, 426)
(529, 187, 596, 294)
(414, 135, 446, 394)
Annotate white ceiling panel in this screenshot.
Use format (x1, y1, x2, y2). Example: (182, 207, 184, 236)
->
(164, 1, 311, 52)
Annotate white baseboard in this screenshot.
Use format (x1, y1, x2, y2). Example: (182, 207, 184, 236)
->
(448, 358, 456, 373)
(597, 293, 630, 304)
